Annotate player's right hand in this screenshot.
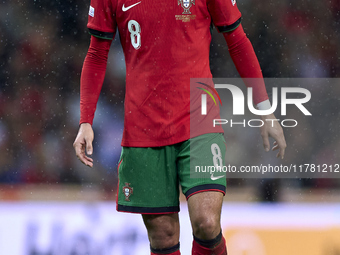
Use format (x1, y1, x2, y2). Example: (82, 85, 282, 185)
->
(73, 123, 94, 167)
(260, 113, 287, 159)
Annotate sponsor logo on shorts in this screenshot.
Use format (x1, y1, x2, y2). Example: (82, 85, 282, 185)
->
(123, 183, 133, 201)
(210, 173, 225, 180)
(195, 165, 226, 180)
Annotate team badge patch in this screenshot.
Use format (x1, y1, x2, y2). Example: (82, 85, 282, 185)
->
(178, 0, 195, 14)
(176, 0, 196, 22)
(231, 0, 236, 6)
(123, 183, 133, 201)
(89, 6, 95, 17)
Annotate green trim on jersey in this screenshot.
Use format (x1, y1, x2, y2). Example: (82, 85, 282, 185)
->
(88, 28, 114, 40)
(217, 17, 242, 33)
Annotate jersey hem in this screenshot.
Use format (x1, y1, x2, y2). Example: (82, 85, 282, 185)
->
(185, 184, 226, 199)
(117, 204, 180, 214)
(121, 130, 224, 147)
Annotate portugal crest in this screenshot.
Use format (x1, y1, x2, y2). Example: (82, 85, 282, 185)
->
(122, 183, 133, 201)
(178, 0, 195, 14)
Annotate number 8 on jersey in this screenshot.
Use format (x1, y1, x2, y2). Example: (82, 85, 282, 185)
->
(128, 20, 141, 50)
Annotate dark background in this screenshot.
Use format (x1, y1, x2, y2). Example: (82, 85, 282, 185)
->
(0, 0, 339, 200)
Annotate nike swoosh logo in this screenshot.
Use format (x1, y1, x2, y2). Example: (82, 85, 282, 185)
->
(210, 174, 225, 181)
(122, 1, 141, 11)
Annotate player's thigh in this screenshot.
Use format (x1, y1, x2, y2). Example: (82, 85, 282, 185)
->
(178, 133, 227, 199)
(117, 146, 180, 214)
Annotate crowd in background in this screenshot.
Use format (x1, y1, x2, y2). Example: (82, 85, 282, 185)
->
(0, 0, 339, 200)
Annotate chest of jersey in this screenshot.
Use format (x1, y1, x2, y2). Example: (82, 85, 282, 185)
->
(115, 0, 212, 52)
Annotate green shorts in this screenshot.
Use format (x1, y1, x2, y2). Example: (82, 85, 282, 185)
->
(116, 133, 227, 214)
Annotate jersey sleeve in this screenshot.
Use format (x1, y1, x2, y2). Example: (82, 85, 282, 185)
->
(87, 0, 117, 40)
(207, 0, 242, 33)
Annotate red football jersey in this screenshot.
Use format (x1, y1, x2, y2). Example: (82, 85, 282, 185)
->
(87, 0, 241, 147)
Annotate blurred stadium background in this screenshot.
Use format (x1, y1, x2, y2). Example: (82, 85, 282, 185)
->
(0, 0, 339, 254)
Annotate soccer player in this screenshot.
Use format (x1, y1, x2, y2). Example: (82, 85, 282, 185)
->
(73, 0, 287, 254)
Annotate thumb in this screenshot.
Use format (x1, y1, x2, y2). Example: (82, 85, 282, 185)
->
(85, 136, 93, 155)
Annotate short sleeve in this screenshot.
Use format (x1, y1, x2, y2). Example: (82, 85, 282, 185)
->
(207, 0, 242, 33)
(87, 0, 117, 40)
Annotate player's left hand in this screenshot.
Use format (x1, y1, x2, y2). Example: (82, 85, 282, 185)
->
(259, 113, 287, 159)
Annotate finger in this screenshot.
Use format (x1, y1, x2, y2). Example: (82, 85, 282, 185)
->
(272, 141, 279, 150)
(84, 155, 93, 162)
(79, 152, 94, 167)
(272, 144, 279, 151)
(74, 141, 93, 167)
(276, 138, 286, 159)
(261, 133, 270, 152)
(85, 137, 93, 155)
(76, 147, 88, 164)
(276, 147, 285, 159)
(270, 131, 286, 159)
(279, 147, 286, 159)
(85, 160, 94, 167)
(73, 141, 84, 159)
